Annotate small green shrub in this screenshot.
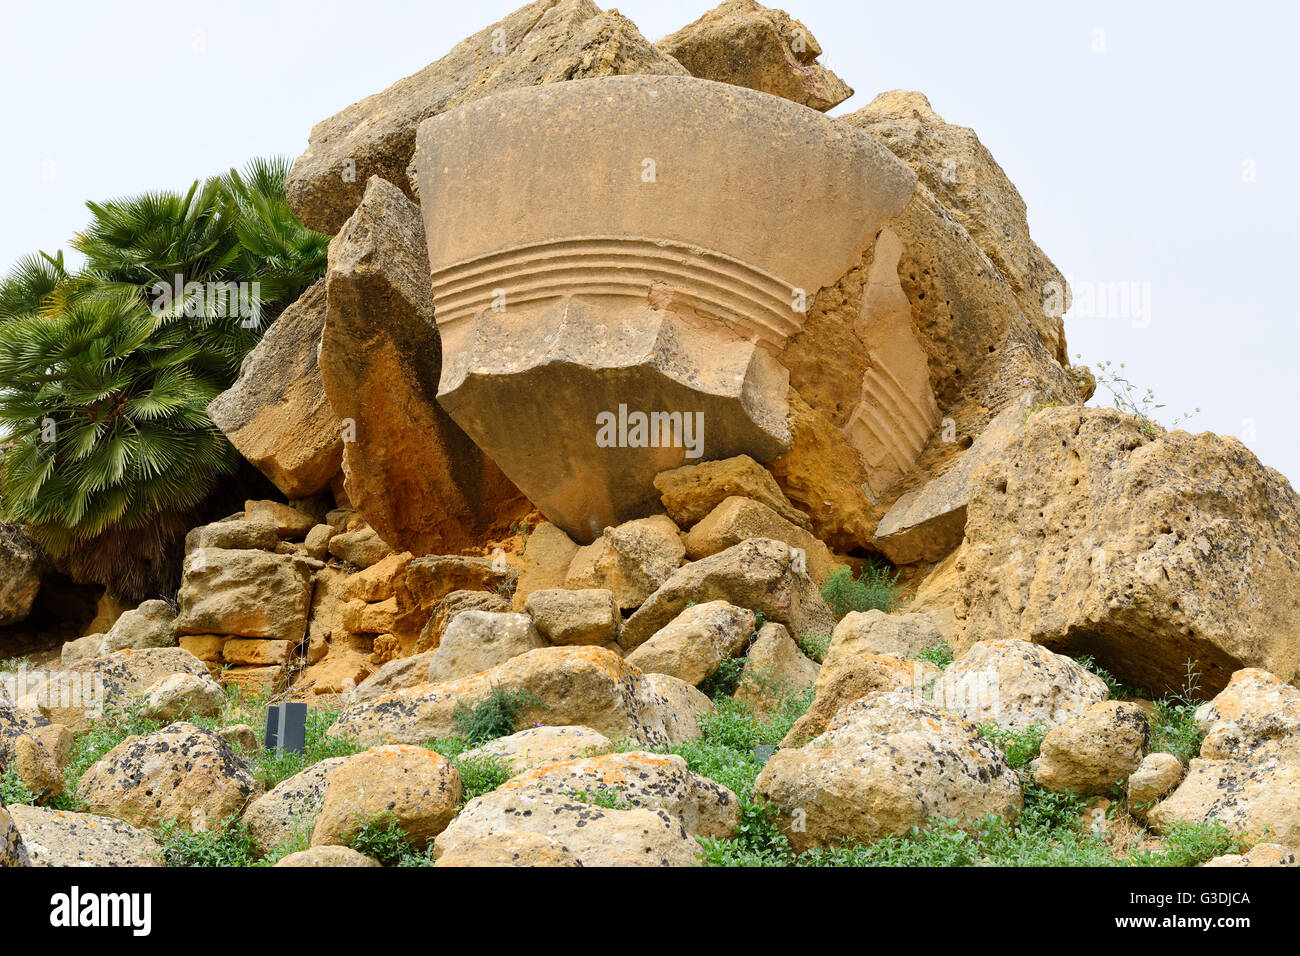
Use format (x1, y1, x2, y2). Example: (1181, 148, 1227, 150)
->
(0, 767, 38, 805)
(157, 817, 259, 867)
(979, 722, 1050, 770)
(451, 684, 544, 747)
(347, 814, 419, 867)
(820, 562, 904, 616)
(699, 655, 748, 699)
(915, 642, 954, 670)
(795, 630, 830, 663)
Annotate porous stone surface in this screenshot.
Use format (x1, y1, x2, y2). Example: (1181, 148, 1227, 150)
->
(625, 601, 755, 686)
(564, 516, 685, 610)
(425, 611, 546, 684)
(524, 588, 620, 646)
(0, 522, 44, 627)
(275, 846, 382, 867)
(782, 654, 935, 747)
(684, 496, 835, 583)
(241, 758, 348, 855)
(176, 548, 313, 642)
(6, 805, 161, 867)
(99, 599, 176, 654)
(734, 621, 819, 718)
(820, 610, 945, 686)
(1031, 702, 1149, 795)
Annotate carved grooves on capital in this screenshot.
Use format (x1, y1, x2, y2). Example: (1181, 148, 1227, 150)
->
(847, 363, 939, 474)
(429, 237, 802, 349)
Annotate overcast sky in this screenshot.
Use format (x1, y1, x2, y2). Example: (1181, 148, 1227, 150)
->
(2, 0, 1296, 483)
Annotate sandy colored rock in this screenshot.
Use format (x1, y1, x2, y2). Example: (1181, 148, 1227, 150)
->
(1031, 702, 1148, 795)
(322, 176, 527, 556)
(0, 730, 62, 801)
(930, 639, 1108, 733)
(100, 599, 176, 654)
(0, 522, 44, 627)
(434, 830, 580, 867)
(245, 500, 318, 539)
(654, 454, 811, 531)
(1203, 844, 1298, 868)
(222, 638, 294, 667)
(620, 538, 835, 650)
(286, 0, 687, 233)
(176, 548, 313, 642)
(329, 646, 694, 748)
(275, 845, 381, 867)
(821, 610, 945, 686)
(184, 517, 279, 554)
(60, 633, 106, 667)
(757, 690, 1022, 852)
(425, 611, 546, 684)
(656, 0, 851, 111)
(241, 757, 347, 855)
(354, 652, 436, 702)
(414, 589, 511, 653)
(734, 621, 818, 718)
(1128, 752, 1185, 816)
(396, 554, 518, 632)
(685, 496, 834, 583)
(207, 279, 342, 496)
(311, 745, 461, 849)
(955, 407, 1300, 696)
(459, 726, 612, 776)
(625, 601, 755, 686)
(511, 522, 579, 609)
(142, 673, 225, 722)
(873, 401, 1026, 564)
(339, 551, 412, 604)
(327, 526, 394, 569)
(7, 805, 160, 867)
(782, 654, 934, 747)
(906, 548, 962, 643)
(302, 524, 335, 560)
(564, 516, 685, 610)
(415, 74, 915, 538)
(524, 588, 619, 646)
(41, 647, 210, 733)
(77, 722, 258, 831)
(642, 673, 714, 743)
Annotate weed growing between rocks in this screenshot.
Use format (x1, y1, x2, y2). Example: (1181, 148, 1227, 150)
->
(451, 684, 545, 747)
(820, 562, 905, 616)
(915, 642, 954, 670)
(157, 816, 260, 867)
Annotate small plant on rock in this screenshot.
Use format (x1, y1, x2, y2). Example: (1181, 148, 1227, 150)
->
(451, 684, 544, 747)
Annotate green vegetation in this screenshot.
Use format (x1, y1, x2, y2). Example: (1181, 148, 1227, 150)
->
(794, 630, 829, 663)
(450, 684, 544, 747)
(1090, 358, 1199, 436)
(978, 722, 1050, 770)
(820, 561, 904, 617)
(0, 157, 328, 598)
(915, 642, 954, 670)
(156, 816, 260, 867)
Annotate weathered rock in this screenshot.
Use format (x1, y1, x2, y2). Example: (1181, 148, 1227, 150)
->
(524, 588, 620, 646)
(642, 673, 714, 743)
(1128, 752, 1185, 816)
(286, 0, 687, 233)
(339, 551, 412, 604)
(77, 722, 259, 831)
(99, 599, 176, 654)
(873, 401, 1026, 564)
(564, 516, 685, 611)
(275, 845, 382, 867)
(734, 621, 818, 718)
(620, 538, 835, 650)
(955, 407, 1300, 695)
(425, 611, 547, 684)
(782, 654, 934, 747)
(218, 724, 260, 753)
(327, 526, 394, 569)
(207, 279, 343, 496)
(757, 690, 1022, 851)
(60, 633, 106, 667)
(656, 0, 851, 111)
(1031, 702, 1149, 795)
(0, 725, 63, 801)
(176, 548, 313, 642)
(184, 517, 279, 554)
(434, 830, 580, 867)
(460, 726, 612, 776)
(1, 798, 30, 866)
(842, 90, 1068, 365)
(625, 601, 755, 686)
(654, 454, 811, 531)
(930, 639, 1107, 733)
(511, 522, 579, 610)
(41, 647, 211, 733)
(329, 646, 692, 748)
(142, 673, 225, 722)
(685, 496, 834, 583)
(1148, 669, 1300, 846)
(906, 548, 963, 643)
(6, 805, 160, 867)
(302, 524, 335, 560)
(241, 757, 348, 855)
(222, 638, 295, 667)
(0, 522, 44, 627)
(245, 500, 318, 538)
(396, 555, 517, 632)
(415, 74, 915, 539)
(322, 176, 526, 555)
(354, 652, 435, 702)
(821, 610, 945, 686)
(414, 589, 511, 653)
(311, 745, 461, 849)
(1203, 844, 1298, 868)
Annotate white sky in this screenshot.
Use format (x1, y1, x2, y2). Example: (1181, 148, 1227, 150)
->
(2, 0, 1296, 483)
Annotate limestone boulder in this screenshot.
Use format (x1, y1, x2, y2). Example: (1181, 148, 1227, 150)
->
(241, 757, 348, 855)
(6, 805, 160, 867)
(564, 515, 685, 610)
(955, 407, 1300, 695)
(1203, 844, 1298, 868)
(413, 74, 915, 538)
(286, 0, 687, 233)
(1149, 669, 1300, 846)
(625, 601, 755, 686)
(207, 279, 343, 496)
(1, 799, 29, 866)
(685, 496, 834, 583)
(654, 454, 811, 531)
(184, 518, 279, 554)
(60, 634, 107, 667)
(77, 722, 259, 831)
(414, 590, 511, 653)
(176, 548, 313, 643)
(756, 690, 1022, 852)
(354, 652, 435, 702)
(1031, 702, 1149, 795)
(425, 611, 547, 684)
(619, 538, 835, 650)
(460, 725, 612, 776)
(99, 599, 176, 654)
(0, 521, 44, 627)
(656, 0, 851, 111)
(642, 673, 715, 743)
(245, 500, 318, 538)
(434, 830, 580, 867)
(328, 646, 694, 748)
(327, 526, 393, 569)
(511, 522, 579, 609)
(0, 710, 63, 800)
(1127, 752, 1185, 816)
(396, 554, 517, 632)
(321, 176, 527, 556)
(311, 745, 461, 849)
(820, 610, 946, 686)
(734, 622, 819, 718)
(142, 673, 225, 722)
(276, 846, 382, 867)
(930, 639, 1108, 733)
(339, 551, 412, 604)
(782, 653, 934, 747)
(524, 588, 620, 646)
(40, 647, 211, 733)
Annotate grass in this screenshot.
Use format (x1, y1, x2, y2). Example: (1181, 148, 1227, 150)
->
(978, 722, 1050, 770)
(820, 562, 905, 617)
(451, 684, 544, 747)
(156, 816, 260, 867)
